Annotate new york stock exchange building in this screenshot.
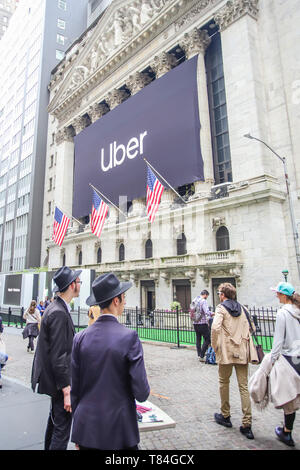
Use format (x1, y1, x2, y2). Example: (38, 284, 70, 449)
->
(41, 0, 300, 312)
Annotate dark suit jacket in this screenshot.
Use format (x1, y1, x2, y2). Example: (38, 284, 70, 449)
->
(31, 296, 75, 397)
(71, 315, 150, 450)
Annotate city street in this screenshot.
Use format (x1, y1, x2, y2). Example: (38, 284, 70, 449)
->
(0, 326, 298, 451)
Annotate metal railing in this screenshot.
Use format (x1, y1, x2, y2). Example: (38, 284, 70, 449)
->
(0, 306, 25, 328)
(0, 305, 278, 352)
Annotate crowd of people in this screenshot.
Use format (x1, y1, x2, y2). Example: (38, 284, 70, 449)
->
(0, 265, 299, 450)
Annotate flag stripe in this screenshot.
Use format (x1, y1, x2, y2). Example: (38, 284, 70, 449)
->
(146, 167, 164, 223)
(91, 189, 108, 238)
(52, 208, 70, 246)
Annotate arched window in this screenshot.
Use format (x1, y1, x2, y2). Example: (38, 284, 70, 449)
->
(177, 233, 187, 255)
(78, 251, 82, 265)
(62, 253, 66, 266)
(119, 243, 125, 261)
(145, 239, 153, 259)
(97, 247, 102, 264)
(216, 226, 230, 251)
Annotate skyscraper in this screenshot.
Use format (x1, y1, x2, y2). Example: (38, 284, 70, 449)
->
(0, 0, 88, 272)
(0, 0, 19, 41)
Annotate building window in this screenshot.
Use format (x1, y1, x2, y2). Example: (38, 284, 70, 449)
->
(206, 32, 232, 185)
(216, 226, 230, 251)
(177, 233, 187, 256)
(56, 50, 64, 61)
(57, 18, 66, 29)
(78, 251, 82, 265)
(145, 239, 152, 259)
(62, 253, 66, 265)
(91, 0, 102, 13)
(97, 247, 102, 263)
(58, 0, 67, 10)
(56, 34, 65, 45)
(119, 243, 125, 261)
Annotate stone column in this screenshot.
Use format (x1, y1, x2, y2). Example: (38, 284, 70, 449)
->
(150, 52, 176, 79)
(180, 28, 214, 192)
(126, 72, 152, 96)
(106, 89, 129, 110)
(72, 115, 90, 135)
(130, 197, 146, 217)
(159, 188, 175, 209)
(214, 0, 272, 181)
(88, 102, 109, 124)
(55, 127, 75, 217)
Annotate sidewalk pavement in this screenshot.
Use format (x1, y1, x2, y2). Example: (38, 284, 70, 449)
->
(0, 326, 299, 451)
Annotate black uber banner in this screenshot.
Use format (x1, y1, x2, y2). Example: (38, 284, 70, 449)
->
(73, 55, 203, 218)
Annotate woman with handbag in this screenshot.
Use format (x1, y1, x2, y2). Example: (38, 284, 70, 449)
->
(22, 300, 41, 353)
(270, 282, 300, 447)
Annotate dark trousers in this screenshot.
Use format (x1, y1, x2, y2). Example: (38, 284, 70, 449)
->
(284, 412, 296, 431)
(193, 323, 210, 358)
(79, 445, 139, 451)
(45, 391, 72, 450)
(27, 335, 34, 351)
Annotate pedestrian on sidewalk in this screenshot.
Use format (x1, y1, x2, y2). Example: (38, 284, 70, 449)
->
(211, 282, 258, 440)
(190, 290, 214, 362)
(37, 300, 45, 317)
(31, 266, 82, 450)
(22, 300, 41, 353)
(0, 316, 8, 389)
(270, 282, 300, 447)
(71, 273, 150, 450)
(44, 297, 50, 309)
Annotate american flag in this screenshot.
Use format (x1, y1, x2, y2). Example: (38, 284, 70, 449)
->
(52, 207, 70, 246)
(146, 166, 164, 222)
(91, 189, 108, 238)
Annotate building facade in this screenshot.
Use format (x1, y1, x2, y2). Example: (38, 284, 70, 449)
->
(42, 0, 300, 309)
(0, 0, 88, 273)
(0, 0, 19, 41)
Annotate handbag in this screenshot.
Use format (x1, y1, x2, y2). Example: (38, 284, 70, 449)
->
(242, 306, 264, 364)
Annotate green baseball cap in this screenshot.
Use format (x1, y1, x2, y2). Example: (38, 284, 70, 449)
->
(271, 282, 295, 296)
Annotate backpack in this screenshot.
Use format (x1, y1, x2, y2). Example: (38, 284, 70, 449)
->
(205, 346, 216, 365)
(189, 297, 204, 322)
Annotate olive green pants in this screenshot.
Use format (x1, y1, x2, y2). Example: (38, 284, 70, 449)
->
(218, 363, 252, 427)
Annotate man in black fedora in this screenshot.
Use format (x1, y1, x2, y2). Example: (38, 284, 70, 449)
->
(31, 266, 82, 450)
(71, 273, 150, 450)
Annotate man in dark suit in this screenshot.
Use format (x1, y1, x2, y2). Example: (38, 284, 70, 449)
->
(71, 273, 150, 450)
(31, 266, 82, 450)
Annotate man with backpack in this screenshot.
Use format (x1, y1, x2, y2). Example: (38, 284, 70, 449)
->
(190, 290, 214, 362)
(211, 282, 257, 440)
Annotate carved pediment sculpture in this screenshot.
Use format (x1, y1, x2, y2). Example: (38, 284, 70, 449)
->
(49, 0, 172, 115)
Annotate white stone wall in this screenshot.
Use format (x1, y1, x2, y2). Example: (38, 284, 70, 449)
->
(42, 0, 300, 310)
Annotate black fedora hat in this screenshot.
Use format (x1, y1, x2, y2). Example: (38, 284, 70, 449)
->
(53, 266, 82, 292)
(86, 273, 132, 306)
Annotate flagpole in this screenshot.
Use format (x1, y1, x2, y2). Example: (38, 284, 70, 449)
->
(89, 183, 127, 218)
(55, 204, 82, 225)
(143, 158, 187, 204)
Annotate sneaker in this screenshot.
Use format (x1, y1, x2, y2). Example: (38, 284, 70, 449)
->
(198, 357, 205, 363)
(214, 413, 232, 428)
(275, 426, 295, 447)
(240, 426, 254, 439)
